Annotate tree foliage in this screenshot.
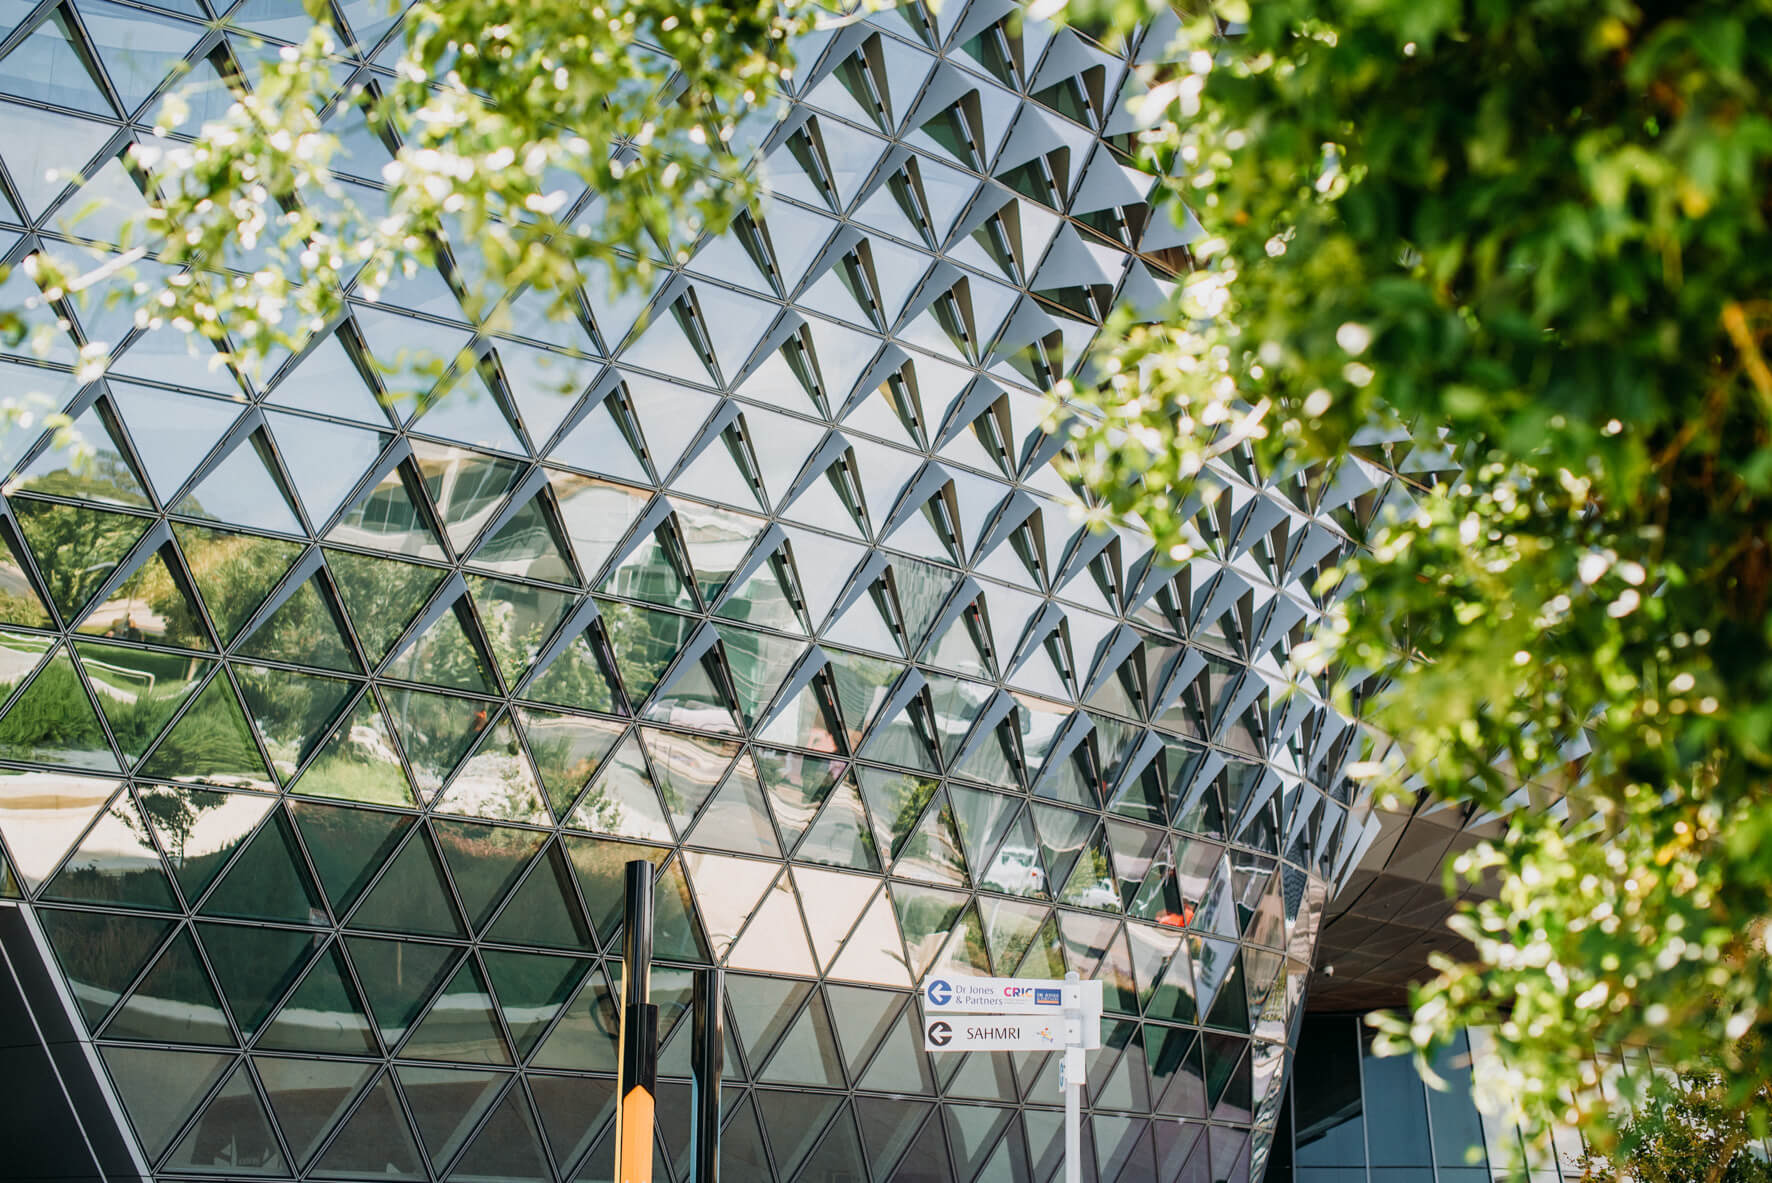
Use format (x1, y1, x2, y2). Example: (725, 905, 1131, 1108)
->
(10, 0, 817, 391)
(1057, 0, 1772, 1149)
(1576, 1063, 1772, 1183)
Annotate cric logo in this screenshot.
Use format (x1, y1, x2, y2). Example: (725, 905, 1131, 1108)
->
(925, 979, 953, 1006)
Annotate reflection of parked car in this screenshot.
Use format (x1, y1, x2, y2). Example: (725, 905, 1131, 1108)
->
(1068, 880, 1122, 912)
(988, 847, 1046, 895)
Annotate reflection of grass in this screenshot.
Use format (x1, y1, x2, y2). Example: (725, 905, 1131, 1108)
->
(297, 751, 413, 806)
(0, 661, 112, 760)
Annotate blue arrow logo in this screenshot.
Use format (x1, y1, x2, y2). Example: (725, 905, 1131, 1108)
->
(926, 979, 952, 1006)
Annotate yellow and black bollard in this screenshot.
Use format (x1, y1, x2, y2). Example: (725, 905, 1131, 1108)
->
(614, 860, 658, 1183)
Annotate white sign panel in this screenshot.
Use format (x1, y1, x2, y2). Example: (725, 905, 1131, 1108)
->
(922, 975, 1103, 1017)
(923, 1015, 1097, 1053)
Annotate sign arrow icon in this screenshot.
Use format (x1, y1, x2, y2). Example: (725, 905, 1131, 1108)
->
(927, 1020, 952, 1047)
(926, 979, 952, 1006)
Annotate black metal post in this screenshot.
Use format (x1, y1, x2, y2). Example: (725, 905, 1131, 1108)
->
(689, 968, 724, 1183)
(614, 860, 657, 1183)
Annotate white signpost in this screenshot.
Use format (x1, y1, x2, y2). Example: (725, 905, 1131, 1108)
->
(921, 971, 1100, 1183)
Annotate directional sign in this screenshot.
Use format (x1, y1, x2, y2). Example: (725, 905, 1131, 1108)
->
(923, 1016, 1097, 1052)
(922, 975, 1104, 1018)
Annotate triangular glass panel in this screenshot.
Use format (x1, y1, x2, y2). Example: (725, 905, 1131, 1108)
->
(0, 101, 113, 218)
(760, 991, 844, 1087)
(470, 488, 579, 585)
(434, 717, 550, 825)
(290, 690, 417, 806)
(175, 524, 303, 644)
(197, 920, 318, 1037)
(265, 325, 390, 424)
(516, 707, 623, 818)
(176, 430, 304, 535)
(233, 665, 358, 784)
(386, 594, 499, 693)
(1058, 825, 1120, 911)
(139, 671, 274, 788)
(521, 626, 623, 715)
(411, 364, 527, 456)
(826, 885, 911, 988)
(856, 1097, 939, 1180)
(790, 866, 876, 972)
(256, 1056, 377, 1168)
(199, 809, 324, 924)
(264, 411, 389, 528)
(528, 1074, 617, 1172)
(484, 843, 594, 952)
(641, 643, 742, 735)
(400, 956, 512, 1065)
(566, 729, 672, 842)
(0, 768, 116, 889)
(347, 825, 465, 937)
(326, 548, 449, 664)
(0, 522, 51, 628)
(74, 640, 210, 765)
(681, 851, 778, 961)
(160, 1059, 290, 1176)
(11, 497, 149, 621)
(598, 521, 696, 613)
(529, 960, 619, 1072)
(41, 787, 177, 910)
(684, 755, 779, 857)
(98, 1045, 231, 1164)
(397, 1065, 510, 1175)
(344, 935, 463, 1048)
(432, 817, 546, 930)
(289, 799, 414, 916)
(0, 7, 114, 114)
(0, 644, 118, 771)
(110, 381, 242, 498)
(754, 1088, 841, 1178)
(466, 573, 576, 687)
(72, 539, 213, 651)
(447, 1084, 551, 1182)
(309, 1073, 427, 1180)
(412, 441, 524, 554)
(549, 396, 652, 485)
(483, 949, 591, 1058)
(235, 569, 362, 673)
(650, 854, 711, 963)
(327, 460, 449, 561)
(891, 881, 969, 980)
(979, 897, 1050, 977)
(256, 942, 380, 1055)
(104, 925, 234, 1045)
(752, 746, 843, 847)
(14, 400, 149, 508)
(379, 687, 491, 795)
(795, 777, 880, 872)
(39, 905, 173, 1029)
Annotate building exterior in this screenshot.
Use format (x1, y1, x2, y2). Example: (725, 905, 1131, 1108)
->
(0, 1, 1453, 1180)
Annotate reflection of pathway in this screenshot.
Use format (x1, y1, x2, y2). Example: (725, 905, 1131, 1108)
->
(80, 597, 169, 639)
(0, 640, 48, 685)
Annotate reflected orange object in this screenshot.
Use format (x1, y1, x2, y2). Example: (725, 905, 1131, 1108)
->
(1155, 904, 1195, 928)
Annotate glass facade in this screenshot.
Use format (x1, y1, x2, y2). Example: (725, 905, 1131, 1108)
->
(0, 1, 1407, 1180)
(1268, 1016, 1684, 1183)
